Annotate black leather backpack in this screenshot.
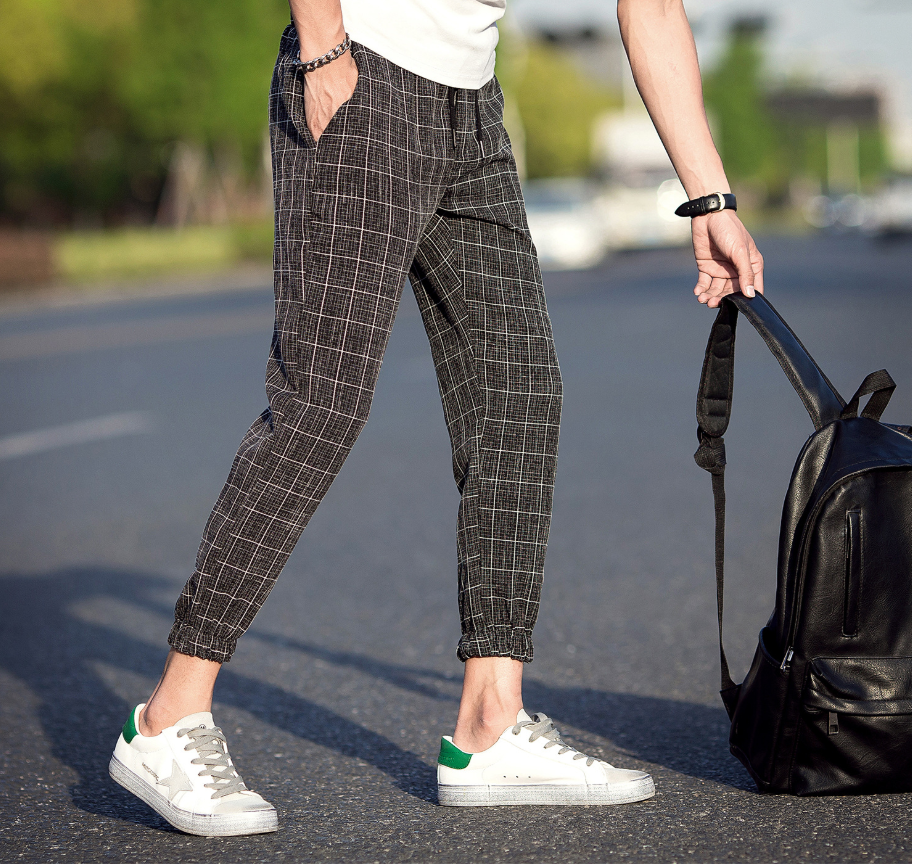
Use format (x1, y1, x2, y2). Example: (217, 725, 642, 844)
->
(694, 292, 912, 795)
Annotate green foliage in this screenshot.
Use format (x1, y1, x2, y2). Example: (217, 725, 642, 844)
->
(858, 126, 887, 183)
(703, 28, 778, 187)
(704, 24, 888, 200)
(120, 0, 287, 157)
(500, 39, 619, 179)
(55, 221, 272, 282)
(0, 0, 287, 225)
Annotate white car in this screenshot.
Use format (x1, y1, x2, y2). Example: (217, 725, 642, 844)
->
(864, 179, 912, 235)
(523, 180, 609, 270)
(596, 177, 692, 251)
(523, 177, 691, 271)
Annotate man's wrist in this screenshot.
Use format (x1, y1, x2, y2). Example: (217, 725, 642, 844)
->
(297, 27, 346, 61)
(675, 192, 737, 218)
(289, 2, 346, 61)
(294, 33, 351, 74)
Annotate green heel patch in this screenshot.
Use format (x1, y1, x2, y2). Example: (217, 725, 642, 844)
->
(438, 738, 472, 770)
(122, 708, 139, 743)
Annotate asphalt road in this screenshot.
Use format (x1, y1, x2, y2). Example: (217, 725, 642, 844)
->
(2, 233, 912, 863)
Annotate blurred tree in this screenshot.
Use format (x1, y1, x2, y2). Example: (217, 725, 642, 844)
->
(0, 0, 141, 223)
(703, 17, 780, 194)
(0, 0, 287, 226)
(121, 0, 287, 163)
(499, 36, 618, 179)
(704, 19, 887, 205)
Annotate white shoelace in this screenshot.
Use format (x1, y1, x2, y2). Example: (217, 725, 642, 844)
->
(511, 713, 597, 766)
(178, 726, 247, 799)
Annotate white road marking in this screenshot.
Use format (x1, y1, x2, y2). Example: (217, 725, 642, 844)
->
(0, 412, 153, 460)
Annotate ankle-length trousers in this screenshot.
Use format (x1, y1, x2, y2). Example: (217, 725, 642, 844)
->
(168, 28, 562, 665)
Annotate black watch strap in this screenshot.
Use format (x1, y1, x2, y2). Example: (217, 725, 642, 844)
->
(675, 192, 737, 218)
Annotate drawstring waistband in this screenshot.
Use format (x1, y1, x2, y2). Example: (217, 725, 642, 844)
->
(448, 88, 458, 149)
(447, 87, 483, 151)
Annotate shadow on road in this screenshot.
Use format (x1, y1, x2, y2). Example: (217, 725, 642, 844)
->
(0, 566, 750, 832)
(251, 628, 750, 790)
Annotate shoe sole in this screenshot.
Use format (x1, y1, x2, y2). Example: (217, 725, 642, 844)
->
(438, 775, 655, 807)
(109, 756, 278, 836)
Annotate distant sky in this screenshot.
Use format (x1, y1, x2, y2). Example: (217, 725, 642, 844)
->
(511, 0, 912, 164)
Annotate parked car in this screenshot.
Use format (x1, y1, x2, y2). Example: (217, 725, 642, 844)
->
(522, 179, 609, 270)
(596, 177, 691, 251)
(803, 193, 870, 231)
(522, 177, 691, 271)
(864, 179, 912, 236)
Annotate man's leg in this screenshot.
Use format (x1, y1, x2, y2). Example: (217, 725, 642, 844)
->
(410, 84, 562, 752)
(139, 651, 220, 735)
(415, 83, 654, 805)
(111, 36, 450, 832)
(166, 36, 440, 671)
(453, 657, 523, 752)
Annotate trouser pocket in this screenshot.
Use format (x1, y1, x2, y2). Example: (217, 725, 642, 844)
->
(795, 656, 912, 794)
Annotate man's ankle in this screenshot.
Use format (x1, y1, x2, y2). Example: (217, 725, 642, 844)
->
(138, 701, 206, 737)
(137, 703, 168, 737)
(452, 709, 519, 753)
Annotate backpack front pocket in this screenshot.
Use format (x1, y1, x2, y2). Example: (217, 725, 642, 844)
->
(794, 656, 912, 794)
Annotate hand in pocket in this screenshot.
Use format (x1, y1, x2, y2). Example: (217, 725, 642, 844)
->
(303, 52, 359, 141)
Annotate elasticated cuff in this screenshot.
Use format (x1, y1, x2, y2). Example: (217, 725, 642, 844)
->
(457, 626, 534, 663)
(168, 623, 236, 665)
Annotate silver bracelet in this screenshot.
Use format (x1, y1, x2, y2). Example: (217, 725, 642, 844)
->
(293, 33, 352, 74)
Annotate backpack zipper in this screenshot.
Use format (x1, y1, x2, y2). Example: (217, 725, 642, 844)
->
(779, 646, 794, 673)
(783, 465, 908, 654)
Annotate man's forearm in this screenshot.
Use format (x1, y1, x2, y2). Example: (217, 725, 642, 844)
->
(289, 0, 346, 59)
(617, 0, 728, 199)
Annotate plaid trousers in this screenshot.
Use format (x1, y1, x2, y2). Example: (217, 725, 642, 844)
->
(168, 28, 562, 665)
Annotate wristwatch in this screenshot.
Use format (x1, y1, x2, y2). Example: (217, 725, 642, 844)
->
(675, 192, 737, 218)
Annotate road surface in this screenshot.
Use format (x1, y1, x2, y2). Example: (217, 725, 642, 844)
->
(2, 233, 912, 862)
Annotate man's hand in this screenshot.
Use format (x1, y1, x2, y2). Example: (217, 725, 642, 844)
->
(617, 0, 766, 307)
(691, 210, 764, 308)
(303, 52, 358, 141)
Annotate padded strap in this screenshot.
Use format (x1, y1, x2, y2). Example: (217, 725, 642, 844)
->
(694, 292, 845, 711)
(697, 293, 845, 437)
(841, 369, 895, 422)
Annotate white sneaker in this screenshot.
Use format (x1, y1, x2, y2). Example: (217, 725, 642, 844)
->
(437, 709, 655, 806)
(109, 704, 278, 836)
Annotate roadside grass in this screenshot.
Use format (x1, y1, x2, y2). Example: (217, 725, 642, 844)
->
(54, 222, 274, 283)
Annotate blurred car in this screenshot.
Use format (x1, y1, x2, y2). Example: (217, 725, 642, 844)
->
(803, 193, 870, 231)
(522, 177, 691, 271)
(863, 179, 912, 236)
(596, 177, 692, 251)
(522, 179, 609, 270)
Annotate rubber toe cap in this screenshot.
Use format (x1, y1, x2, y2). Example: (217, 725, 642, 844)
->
(598, 762, 651, 785)
(212, 792, 276, 815)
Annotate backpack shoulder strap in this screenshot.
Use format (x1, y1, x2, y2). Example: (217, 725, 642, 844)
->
(693, 293, 845, 714)
(697, 293, 845, 438)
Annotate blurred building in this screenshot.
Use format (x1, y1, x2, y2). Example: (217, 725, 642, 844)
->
(512, 0, 912, 176)
(512, 14, 690, 265)
(767, 90, 882, 194)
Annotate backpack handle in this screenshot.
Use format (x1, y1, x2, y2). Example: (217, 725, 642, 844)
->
(696, 293, 845, 441)
(840, 369, 896, 422)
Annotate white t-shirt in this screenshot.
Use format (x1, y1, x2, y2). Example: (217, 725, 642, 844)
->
(340, 0, 506, 89)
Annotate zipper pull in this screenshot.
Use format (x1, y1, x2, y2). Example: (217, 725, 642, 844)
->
(780, 647, 794, 673)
